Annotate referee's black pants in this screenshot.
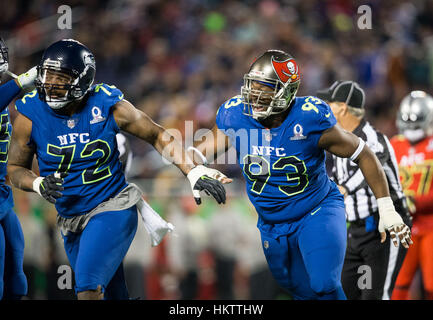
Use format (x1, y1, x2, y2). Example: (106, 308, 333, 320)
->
(341, 215, 411, 300)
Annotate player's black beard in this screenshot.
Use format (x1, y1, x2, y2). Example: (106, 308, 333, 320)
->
(259, 101, 294, 129)
(54, 94, 89, 117)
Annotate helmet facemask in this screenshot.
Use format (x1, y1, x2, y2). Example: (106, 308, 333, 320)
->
(241, 74, 299, 120)
(35, 58, 95, 110)
(396, 91, 433, 143)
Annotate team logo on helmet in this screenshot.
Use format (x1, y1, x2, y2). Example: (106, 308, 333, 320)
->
(271, 57, 300, 83)
(83, 53, 95, 68)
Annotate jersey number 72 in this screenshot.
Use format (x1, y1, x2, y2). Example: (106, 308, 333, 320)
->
(47, 139, 112, 184)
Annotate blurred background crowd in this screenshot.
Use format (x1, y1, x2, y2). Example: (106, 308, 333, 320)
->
(1, 0, 433, 299)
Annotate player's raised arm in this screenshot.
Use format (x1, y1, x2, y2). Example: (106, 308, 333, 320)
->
(8, 113, 65, 203)
(7, 113, 37, 191)
(112, 99, 229, 204)
(318, 124, 413, 248)
(0, 37, 37, 111)
(113, 99, 194, 173)
(190, 125, 232, 181)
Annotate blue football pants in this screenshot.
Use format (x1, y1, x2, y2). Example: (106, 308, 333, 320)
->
(62, 206, 138, 298)
(0, 208, 27, 300)
(259, 201, 347, 300)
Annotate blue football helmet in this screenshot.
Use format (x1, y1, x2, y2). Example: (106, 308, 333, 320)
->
(35, 39, 96, 109)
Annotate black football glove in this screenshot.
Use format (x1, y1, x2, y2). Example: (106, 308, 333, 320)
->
(34, 172, 67, 204)
(187, 165, 227, 205)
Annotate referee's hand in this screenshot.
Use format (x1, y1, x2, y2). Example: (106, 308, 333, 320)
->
(337, 185, 348, 198)
(379, 219, 412, 249)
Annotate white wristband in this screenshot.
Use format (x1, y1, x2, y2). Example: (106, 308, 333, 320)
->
(187, 165, 206, 185)
(350, 137, 365, 161)
(32, 177, 44, 196)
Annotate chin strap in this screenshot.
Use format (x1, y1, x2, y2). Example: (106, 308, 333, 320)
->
(187, 146, 208, 165)
(47, 100, 70, 109)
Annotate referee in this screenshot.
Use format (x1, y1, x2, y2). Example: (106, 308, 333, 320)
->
(317, 80, 412, 300)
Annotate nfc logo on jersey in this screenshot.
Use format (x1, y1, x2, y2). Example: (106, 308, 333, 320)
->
(252, 146, 286, 157)
(58, 133, 90, 146)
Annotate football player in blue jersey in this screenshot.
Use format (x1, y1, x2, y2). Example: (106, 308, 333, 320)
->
(0, 37, 37, 300)
(7, 39, 229, 300)
(190, 50, 413, 300)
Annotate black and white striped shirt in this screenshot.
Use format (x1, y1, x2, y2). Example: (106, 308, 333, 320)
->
(330, 120, 408, 222)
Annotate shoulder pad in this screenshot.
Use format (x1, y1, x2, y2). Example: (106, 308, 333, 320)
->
(299, 96, 330, 116)
(90, 83, 124, 110)
(295, 96, 336, 133)
(17, 90, 38, 106)
(216, 95, 245, 131)
(222, 95, 243, 110)
(93, 83, 124, 100)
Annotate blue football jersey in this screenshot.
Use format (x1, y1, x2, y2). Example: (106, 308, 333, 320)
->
(0, 80, 22, 215)
(216, 95, 343, 223)
(0, 108, 11, 184)
(15, 83, 128, 218)
(0, 107, 14, 214)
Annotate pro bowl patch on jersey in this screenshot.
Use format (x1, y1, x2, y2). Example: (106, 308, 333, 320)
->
(290, 124, 307, 140)
(90, 106, 105, 124)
